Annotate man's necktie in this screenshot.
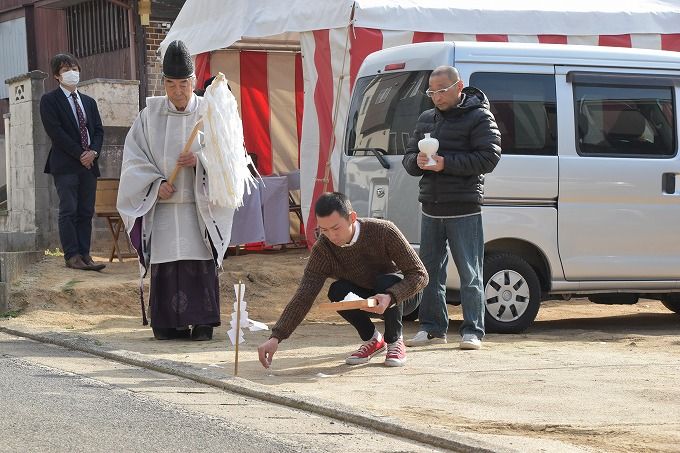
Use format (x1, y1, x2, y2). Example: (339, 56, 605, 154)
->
(71, 92, 88, 150)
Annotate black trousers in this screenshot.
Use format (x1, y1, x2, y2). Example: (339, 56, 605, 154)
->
(149, 260, 221, 329)
(327, 274, 421, 344)
(53, 171, 97, 261)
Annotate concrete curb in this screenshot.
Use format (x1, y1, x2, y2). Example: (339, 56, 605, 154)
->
(1, 325, 508, 453)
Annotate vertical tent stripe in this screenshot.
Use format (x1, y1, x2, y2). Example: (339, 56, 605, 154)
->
(295, 53, 304, 165)
(268, 53, 299, 175)
(599, 34, 632, 47)
(413, 32, 444, 43)
(476, 34, 509, 42)
(305, 29, 336, 240)
(661, 34, 680, 51)
(194, 52, 212, 88)
(538, 35, 568, 44)
(349, 27, 383, 92)
(209, 50, 242, 110)
(240, 51, 273, 175)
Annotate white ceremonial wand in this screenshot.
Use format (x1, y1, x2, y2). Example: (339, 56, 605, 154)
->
(234, 280, 243, 376)
(226, 281, 269, 376)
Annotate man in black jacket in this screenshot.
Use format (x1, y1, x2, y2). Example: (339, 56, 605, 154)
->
(40, 53, 105, 271)
(402, 66, 500, 350)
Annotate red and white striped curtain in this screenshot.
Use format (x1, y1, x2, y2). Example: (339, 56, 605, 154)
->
(198, 49, 304, 177)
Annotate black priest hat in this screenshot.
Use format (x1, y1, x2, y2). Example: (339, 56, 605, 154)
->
(163, 40, 194, 79)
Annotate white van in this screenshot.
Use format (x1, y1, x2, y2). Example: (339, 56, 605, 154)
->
(339, 41, 680, 333)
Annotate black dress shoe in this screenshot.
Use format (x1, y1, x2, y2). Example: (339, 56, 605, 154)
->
(191, 325, 213, 341)
(82, 255, 106, 271)
(65, 255, 90, 270)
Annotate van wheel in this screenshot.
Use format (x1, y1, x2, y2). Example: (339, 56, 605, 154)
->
(484, 253, 541, 333)
(661, 295, 680, 314)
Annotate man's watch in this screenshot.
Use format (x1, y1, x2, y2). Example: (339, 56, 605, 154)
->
(92, 151, 99, 158)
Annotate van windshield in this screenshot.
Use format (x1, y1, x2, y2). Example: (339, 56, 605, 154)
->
(345, 71, 434, 156)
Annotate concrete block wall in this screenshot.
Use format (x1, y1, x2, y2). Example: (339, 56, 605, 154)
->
(0, 71, 53, 251)
(77, 78, 140, 253)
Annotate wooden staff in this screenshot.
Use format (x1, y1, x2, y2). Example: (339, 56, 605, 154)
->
(234, 280, 243, 376)
(167, 119, 203, 185)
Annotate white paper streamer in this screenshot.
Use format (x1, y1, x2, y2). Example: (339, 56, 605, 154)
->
(198, 73, 257, 208)
(227, 282, 269, 346)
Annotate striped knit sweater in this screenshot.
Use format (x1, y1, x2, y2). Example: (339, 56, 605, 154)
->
(270, 218, 428, 342)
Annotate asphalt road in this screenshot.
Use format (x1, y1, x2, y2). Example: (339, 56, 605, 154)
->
(0, 333, 441, 453)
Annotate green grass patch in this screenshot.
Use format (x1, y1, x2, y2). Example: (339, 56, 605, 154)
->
(0, 309, 22, 319)
(44, 248, 64, 257)
(61, 279, 84, 293)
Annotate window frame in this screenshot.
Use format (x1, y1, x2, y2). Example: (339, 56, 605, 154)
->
(572, 78, 677, 159)
(469, 71, 558, 157)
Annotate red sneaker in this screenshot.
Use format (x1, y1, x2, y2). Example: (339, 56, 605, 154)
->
(345, 336, 386, 365)
(384, 338, 407, 367)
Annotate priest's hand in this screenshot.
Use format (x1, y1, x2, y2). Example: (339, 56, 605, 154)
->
(362, 293, 393, 315)
(176, 151, 197, 168)
(258, 337, 279, 368)
(158, 181, 175, 200)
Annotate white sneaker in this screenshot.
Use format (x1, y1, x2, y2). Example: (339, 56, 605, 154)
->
(404, 330, 447, 347)
(459, 334, 482, 350)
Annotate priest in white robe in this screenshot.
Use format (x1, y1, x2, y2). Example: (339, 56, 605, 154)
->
(117, 40, 233, 341)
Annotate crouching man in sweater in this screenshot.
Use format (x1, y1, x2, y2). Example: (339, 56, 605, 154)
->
(258, 192, 428, 368)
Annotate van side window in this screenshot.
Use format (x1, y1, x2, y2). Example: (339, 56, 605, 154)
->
(574, 84, 675, 157)
(469, 73, 557, 156)
(345, 71, 434, 156)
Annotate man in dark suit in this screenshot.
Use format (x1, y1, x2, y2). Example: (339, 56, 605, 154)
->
(40, 53, 106, 271)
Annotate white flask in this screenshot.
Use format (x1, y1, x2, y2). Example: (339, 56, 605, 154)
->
(418, 133, 439, 166)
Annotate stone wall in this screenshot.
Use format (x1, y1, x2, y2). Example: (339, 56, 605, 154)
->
(76, 78, 140, 253)
(0, 71, 54, 252)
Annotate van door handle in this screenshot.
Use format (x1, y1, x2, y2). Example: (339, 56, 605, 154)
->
(662, 173, 677, 194)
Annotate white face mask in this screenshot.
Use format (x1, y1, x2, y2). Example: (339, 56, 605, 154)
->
(60, 70, 80, 87)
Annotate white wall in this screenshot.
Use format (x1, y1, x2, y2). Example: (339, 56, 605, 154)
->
(0, 17, 29, 99)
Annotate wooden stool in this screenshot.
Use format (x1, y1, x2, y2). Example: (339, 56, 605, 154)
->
(95, 178, 136, 262)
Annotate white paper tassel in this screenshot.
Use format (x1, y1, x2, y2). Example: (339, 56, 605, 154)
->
(198, 73, 256, 208)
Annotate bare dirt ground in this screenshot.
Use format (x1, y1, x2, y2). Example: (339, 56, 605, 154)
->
(4, 251, 680, 452)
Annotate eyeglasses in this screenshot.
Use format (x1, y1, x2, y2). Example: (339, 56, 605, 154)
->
(425, 81, 460, 98)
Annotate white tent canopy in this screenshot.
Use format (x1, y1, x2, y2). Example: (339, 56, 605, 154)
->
(163, 0, 680, 55)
